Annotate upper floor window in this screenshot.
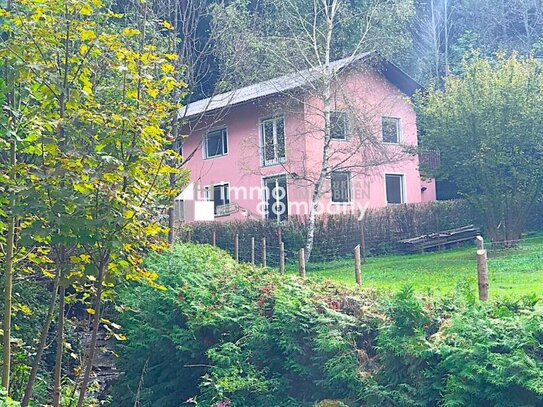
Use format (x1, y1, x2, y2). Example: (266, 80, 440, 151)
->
(331, 171, 352, 203)
(261, 116, 286, 166)
(329, 111, 349, 140)
(204, 128, 228, 158)
(382, 117, 401, 144)
(385, 174, 405, 204)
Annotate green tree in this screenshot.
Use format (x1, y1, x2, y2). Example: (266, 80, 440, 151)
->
(0, 0, 188, 403)
(416, 54, 543, 244)
(210, 0, 414, 90)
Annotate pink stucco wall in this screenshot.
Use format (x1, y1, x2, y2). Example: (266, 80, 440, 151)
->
(180, 67, 436, 221)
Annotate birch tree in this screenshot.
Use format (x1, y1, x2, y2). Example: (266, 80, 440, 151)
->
(213, 0, 414, 261)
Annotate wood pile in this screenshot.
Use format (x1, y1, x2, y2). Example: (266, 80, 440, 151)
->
(397, 224, 480, 253)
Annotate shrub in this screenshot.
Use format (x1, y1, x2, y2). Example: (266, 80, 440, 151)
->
(0, 388, 20, 407)
(111, 244, 369, 406)
(180, 200, 480, 264)
(111, 245, 543, 406)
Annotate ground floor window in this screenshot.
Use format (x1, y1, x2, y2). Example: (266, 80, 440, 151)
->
(205, 183, 230, 215)
(263, 175, 288, 222)
(331, 171, 352, 203)
(385, 174, 405, 204)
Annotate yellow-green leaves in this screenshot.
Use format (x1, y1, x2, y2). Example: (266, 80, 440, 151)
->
(1, 0, 189, 372)
(80, 29, 96, 41)
(79, 3, 93, 16)
(122, 27, 141, 37)
(142, 125, 163, 138)
(162, 63, 176, 74)
(161, 20, 174, 30)
(74, 183, 94, 194)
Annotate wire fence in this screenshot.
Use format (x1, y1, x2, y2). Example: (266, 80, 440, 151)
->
(177, 200, 488, 265)
(179, 222, 543, 264)
(178, 219, 543, 302)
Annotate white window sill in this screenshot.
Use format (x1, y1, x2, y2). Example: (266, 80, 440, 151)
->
(261, 158, 287, 167)
(204, 153, 228, 160)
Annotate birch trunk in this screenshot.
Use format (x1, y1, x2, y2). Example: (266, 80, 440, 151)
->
(304, 0, 336, 262)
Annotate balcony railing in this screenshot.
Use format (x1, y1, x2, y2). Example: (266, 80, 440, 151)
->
(419, 150, 441, 172)
(216, 203, 239, 217)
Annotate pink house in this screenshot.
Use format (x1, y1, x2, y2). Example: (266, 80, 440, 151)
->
(177, 53, 436, 222)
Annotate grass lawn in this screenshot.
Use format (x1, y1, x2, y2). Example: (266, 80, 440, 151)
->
(285, 234, 543, 298)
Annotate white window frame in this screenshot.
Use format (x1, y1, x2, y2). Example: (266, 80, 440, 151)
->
(204, 182, 230, 215)
(203, 127, 228, 159)
(259, 115, 287, 167)
(384, 173, 406, 205)
(328, 110, 350, 141)
(330, 171, 353, 204)
(261, 173, 289, 222)
(381, 116, 402, 144)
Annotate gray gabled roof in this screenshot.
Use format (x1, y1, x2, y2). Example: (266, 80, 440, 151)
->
(178, 52, 420, 119)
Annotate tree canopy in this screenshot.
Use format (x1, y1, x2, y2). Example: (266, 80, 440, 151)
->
(416, 54, 543, 243)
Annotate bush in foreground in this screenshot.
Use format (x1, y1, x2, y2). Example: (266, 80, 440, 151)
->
(111, 244, 543, 406)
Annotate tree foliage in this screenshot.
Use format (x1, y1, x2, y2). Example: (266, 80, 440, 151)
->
(209, 0, 414, 90)
(0, 0, 188, 402)
(416, 54, 543, 244)
(112, 244, 543, 407)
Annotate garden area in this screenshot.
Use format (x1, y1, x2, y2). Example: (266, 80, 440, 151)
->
(291, 234, 543, 298)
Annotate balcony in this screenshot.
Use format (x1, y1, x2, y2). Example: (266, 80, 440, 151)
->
(419, 150, 441, 172)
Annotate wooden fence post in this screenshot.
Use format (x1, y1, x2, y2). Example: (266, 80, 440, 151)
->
(298, 248, 306, 278)
(251, 237, 255, 264)
(187, 230, 192, 242)
(234, 233, 239, 262)
(354, 245, 361, 288)
(360, 221, 367, 264)
(476, 235, 484, 251)
(262, 237, 267, 268)
(212, 229, 216, 246)
(477, 248, 489, 301)
(279, 241, 285, 275)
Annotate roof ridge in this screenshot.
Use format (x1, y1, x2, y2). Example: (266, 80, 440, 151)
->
(178, 52, 418, 119)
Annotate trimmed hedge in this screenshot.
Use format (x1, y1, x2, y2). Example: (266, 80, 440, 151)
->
(180, 200, 480, 263)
